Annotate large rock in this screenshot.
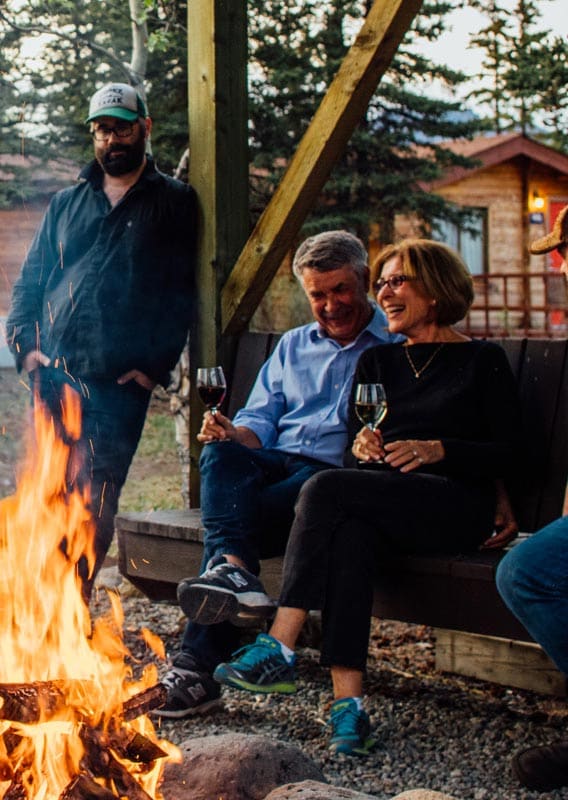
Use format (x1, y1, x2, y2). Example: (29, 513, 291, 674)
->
(264, 780, 377, 799)
(161, 733, 325, 800)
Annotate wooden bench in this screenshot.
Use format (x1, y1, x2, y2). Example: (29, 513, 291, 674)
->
(116, 334, 568, 694)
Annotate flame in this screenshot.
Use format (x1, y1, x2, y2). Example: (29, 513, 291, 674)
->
(0, 383, 175, 798)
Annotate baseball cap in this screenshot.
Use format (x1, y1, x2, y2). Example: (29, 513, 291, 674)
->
(529, 205, 568, 254)
(86, 83, 148, 123)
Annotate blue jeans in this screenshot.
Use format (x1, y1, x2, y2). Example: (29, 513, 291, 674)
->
(496, 516, 568, 675)
(33, 365, 151, 598)
(180, 441, 331, 671)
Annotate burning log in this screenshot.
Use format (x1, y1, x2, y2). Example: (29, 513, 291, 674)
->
(0, 681, 166, 724)
(0, 682, 67, 724)
(3, 774, 27, 800)
(122, 684, 167, 722)
(60, 773, 117, 800)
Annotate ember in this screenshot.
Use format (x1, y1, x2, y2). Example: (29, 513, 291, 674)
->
(0, 385, 177, 799)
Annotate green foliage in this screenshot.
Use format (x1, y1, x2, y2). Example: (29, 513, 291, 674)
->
(0, 0, 188, 176)
(467, 0, 567, 139)
(248, 0, 486, 242)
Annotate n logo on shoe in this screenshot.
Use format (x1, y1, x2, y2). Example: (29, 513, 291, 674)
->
(227, 571, 249, 588)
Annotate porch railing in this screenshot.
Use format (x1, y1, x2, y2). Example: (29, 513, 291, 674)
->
(459, 271, 568, 339)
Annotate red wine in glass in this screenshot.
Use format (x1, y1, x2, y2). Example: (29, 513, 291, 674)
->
(196, 367, 227, 415)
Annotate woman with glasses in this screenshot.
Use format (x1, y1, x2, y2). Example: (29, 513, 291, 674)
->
(212, 239, 523, 756)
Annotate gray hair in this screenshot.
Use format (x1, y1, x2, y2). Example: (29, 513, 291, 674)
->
(292, 230, 368, 281)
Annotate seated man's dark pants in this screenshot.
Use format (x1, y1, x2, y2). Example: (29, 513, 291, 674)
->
(180, 440, 331, 672)
(279, 468, 495, 672)
(33, 365, 151, 599)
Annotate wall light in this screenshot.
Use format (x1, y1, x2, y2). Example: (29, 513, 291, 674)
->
(529, 190, 545, 212)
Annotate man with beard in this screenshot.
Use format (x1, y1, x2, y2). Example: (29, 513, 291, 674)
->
(6, 82, 197, 599)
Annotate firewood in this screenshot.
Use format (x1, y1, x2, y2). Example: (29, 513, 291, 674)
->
(2, 775, 27, 800)
(107, 730, 167, 764)
(0, 682, 66, 723)
(122, 684, 167, 721)
(59, 773, 117, 800)
(0, 681, 165, 724)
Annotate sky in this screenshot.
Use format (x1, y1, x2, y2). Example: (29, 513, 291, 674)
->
(417, 0, 562, 107)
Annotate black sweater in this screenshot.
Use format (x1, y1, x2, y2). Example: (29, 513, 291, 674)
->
(346, 340, 523, 481)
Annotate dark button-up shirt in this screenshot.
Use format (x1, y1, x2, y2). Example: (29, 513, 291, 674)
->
(7, 156, 197, 387)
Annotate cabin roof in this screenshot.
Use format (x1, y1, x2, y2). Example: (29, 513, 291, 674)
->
(424, 132, 568, 190)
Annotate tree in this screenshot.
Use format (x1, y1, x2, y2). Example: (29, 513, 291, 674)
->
(248, 0, 486, 244)
(0, 0, 188, 171)
(467, 0, 567, 141)
(467, 0, 512, 133)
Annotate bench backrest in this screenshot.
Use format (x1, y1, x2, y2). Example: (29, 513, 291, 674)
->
(224, 333, 568, 534)
(498, 338, 568, 531)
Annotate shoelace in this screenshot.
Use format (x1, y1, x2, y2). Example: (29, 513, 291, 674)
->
(232, 640, 277, 669)
(161, 666, 196, 689)
(330, 705, 362, 737)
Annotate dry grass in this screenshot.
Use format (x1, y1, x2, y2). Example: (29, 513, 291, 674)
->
(0, 368, 183, 511)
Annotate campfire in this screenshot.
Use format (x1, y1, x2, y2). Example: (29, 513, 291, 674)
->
(0, 384, 177, 799)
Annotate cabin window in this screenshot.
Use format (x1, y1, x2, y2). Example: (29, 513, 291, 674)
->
(433, 208, 487, 275)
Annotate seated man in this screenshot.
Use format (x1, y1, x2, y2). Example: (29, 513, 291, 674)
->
(496, 205, 568, 793)
(155, 229, 398, 718)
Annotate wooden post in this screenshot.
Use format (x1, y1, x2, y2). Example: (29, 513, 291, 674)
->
(187, 0, 249, 504)
(221, 0, 424, 335)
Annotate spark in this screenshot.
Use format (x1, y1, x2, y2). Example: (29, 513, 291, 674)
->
(97, 481, 107, 519)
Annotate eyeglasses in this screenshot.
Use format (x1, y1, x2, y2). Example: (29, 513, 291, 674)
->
(373, 274, 413, 293)
(91, 121, 138, 141)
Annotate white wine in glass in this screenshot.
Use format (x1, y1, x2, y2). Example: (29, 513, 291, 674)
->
(354, 383, 387, 430)
(196, 366, 227, 415)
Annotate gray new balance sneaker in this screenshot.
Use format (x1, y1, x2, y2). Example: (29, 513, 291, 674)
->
(154, 656, 223, 718)
(177, 557, 276, 626)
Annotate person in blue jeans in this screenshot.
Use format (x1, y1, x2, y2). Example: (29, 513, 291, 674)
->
(496, 205, 568, 793)
(6, 82, 197, 601)
(155, 230, 400, 721)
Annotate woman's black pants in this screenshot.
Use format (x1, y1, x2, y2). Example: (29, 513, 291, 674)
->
(278, 468, 494, 672)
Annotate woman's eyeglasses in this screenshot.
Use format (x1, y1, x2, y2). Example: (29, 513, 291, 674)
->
(373, 274, 413, 293)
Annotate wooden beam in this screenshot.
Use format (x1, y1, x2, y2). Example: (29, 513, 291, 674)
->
(221, 0, 424, 335)
(188, 0, 249, 504)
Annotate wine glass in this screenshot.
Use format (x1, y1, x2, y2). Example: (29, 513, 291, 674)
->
(196, 366, 227, 415)
(354, 383, 387, 465)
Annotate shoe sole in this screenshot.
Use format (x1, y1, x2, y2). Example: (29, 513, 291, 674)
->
(177, 583, 275, 626)
(152, 696, 224, 719)
(214, 672, 296, 694)
(329, 737, 376, 756)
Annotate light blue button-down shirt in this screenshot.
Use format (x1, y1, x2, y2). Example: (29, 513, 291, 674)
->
(233, 306, 399, 466)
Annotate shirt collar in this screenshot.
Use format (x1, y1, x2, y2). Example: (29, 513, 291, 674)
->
(310, 304, 390, 346)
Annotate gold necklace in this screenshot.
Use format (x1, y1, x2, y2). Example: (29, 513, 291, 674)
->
(404, 342, 445, 379)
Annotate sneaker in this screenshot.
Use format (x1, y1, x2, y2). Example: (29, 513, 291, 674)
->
(213, 633, 296, 694)
(177, 557, 276, 626)
(512, 741, 568, 791)
(153, 656, 223, 719)
(328, 698, 375, 756)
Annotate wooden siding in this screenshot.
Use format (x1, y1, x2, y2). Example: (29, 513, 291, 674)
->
(0, 206, 45, 317)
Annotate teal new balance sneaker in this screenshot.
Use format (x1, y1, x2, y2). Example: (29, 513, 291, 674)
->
(213, 633, 297, 694)
(328, 698, 375, 756)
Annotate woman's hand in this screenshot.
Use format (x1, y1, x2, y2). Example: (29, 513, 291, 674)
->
(384, 439, 444, 472)
(197, 410, 237, 443)
(352, 426, 385, 462)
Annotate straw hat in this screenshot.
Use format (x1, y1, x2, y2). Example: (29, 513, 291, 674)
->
(529, 205, 568, 254)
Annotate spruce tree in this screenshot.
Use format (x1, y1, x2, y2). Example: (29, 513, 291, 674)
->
(248, 0, 487, 243)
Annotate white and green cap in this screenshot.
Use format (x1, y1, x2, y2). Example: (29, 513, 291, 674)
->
(86, 83, 148, 123)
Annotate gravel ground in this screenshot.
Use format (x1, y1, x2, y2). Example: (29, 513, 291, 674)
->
(3, 364, 568, 800)
(90, 585, 568, 800)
